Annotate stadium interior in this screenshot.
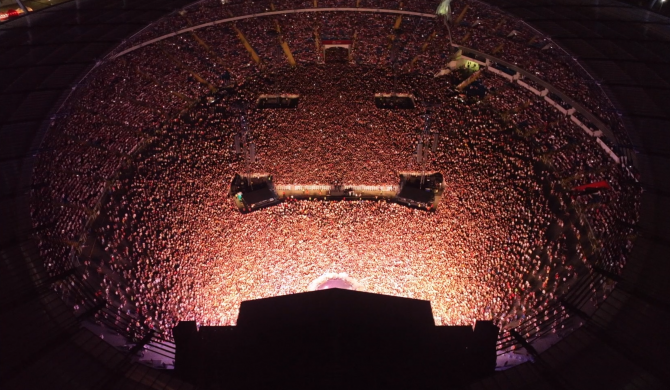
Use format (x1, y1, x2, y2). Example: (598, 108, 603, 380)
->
(1, 0, 670, 389)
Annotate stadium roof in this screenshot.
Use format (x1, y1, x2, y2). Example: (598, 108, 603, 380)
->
(1, 0, 669, 389)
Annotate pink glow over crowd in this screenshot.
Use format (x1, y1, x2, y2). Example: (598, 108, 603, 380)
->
(31, 2, 639, 343)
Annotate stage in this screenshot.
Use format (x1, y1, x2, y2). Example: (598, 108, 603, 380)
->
(231, 173, 444, 212)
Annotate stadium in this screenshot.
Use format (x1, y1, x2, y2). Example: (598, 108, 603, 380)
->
(1, 0, 669, 389)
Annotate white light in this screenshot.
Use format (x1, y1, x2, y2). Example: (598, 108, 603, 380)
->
(436, 0, 452, 17)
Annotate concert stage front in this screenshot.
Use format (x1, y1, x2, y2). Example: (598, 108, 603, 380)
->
(173, 289, 498, 389)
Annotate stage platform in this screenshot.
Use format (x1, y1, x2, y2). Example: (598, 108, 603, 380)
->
(173, 289, 498, 389)
(274, 184, 398, 201)
(395, 172, 444, 210)
(374, 93, 416, 109)
(230, 174, 281, 213)
(256, 94, 299, 109)
(230, 173, 444, 212)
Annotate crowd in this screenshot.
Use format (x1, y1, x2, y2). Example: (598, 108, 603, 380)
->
(30, 3, 640, 348)
(108, 0, 629, 139)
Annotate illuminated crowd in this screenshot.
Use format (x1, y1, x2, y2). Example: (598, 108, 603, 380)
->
(31, 2, 639, 344)
(110, 0, 627, 140)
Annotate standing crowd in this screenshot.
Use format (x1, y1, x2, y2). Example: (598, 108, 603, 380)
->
(31, 3, 639, 349)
